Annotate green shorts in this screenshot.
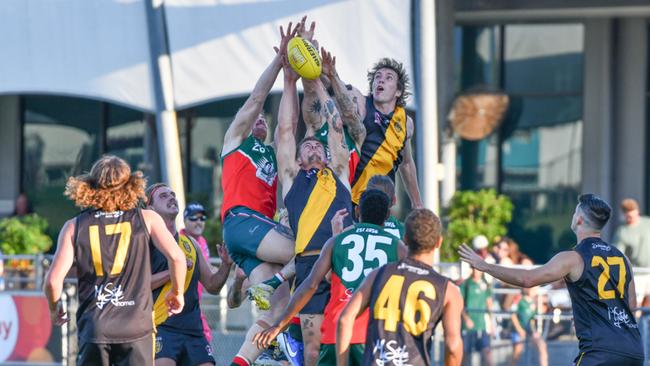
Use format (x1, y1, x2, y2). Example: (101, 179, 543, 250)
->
(223, 206, 293, 276)
(317, 343, 364, 366)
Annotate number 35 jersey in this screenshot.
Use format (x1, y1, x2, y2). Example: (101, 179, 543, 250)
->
(365, 258, 448, 366)
(74, 208, 153, 343)
(566, 237, 643, 359)
(321, 223, 399, 344)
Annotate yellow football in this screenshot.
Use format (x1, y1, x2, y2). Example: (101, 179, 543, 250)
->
(287, 37, 321, 80)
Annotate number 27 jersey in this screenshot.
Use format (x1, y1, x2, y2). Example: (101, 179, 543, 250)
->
(365, 258, 449, 366)
(566, 237, 643, 359)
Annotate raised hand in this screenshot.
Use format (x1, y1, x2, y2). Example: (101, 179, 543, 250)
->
(458, 244, 486, 271)
(281, 50, 300, 84)
(297, 15, 316, 42)
(321, 47, 337, 78)
(274, 21, 298, 56)
(216, 243, 233, 266)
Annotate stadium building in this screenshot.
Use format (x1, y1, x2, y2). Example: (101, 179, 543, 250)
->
(0, 0, 649, 262)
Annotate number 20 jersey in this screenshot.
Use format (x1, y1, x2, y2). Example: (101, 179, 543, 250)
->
(365, 258, 449, 366)
(565, 237, 643, 359)
(74, 208, 153, 343)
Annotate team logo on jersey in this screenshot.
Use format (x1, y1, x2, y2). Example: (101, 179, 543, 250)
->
(394, 121, 403, 134)
(372, 338, 410, 365)
(182, 241, 192, 253)
(155, 336, 163, 354)
(256, 157, 277, 186)
(94, 282, 135, 310)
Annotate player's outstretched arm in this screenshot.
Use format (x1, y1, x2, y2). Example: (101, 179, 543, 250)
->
(252, 240, 335, 349)
(197, 242, 233, 294)
(398, 116, 423, 209)
(459, 244, 583, 287)
(442, 281, 463, 366)
(44, 219, 75, 326)
(144, 209, 187, 315)
(336, 268, 378, 366)
(221, 21, 297, 156)
(321, 47, 366, 149)
(276, 55, 301, 198)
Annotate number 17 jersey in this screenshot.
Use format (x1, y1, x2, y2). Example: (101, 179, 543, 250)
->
(320, 223, 399, 345)
(566, 237, 643, 360)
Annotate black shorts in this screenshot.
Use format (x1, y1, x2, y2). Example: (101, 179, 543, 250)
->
(155, 327, 215, 365)
(295, 254, 330, 314)
(77, 334, 153, 366)
(574, 350, 644, 366)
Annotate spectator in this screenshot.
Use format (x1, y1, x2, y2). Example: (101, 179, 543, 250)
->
(180, 202, 214, 344)
(510, 287, 548, 366)
(614, 198, 650, 268)
(12, 193, 33, 217)
(461, 235, 496, 280)
(461, 267, 494, 366)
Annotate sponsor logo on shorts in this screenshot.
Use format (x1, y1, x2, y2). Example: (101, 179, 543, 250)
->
(205, 345, 213, 356)
(94, 282, 135, 310)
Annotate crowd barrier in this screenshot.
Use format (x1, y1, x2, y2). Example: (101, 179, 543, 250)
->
(2, 255, 650, 365)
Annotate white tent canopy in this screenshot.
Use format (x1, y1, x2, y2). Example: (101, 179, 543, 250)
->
(165, 0, 412, 108)
(0, 0, 412, 110)
(0, 0, 155, 111)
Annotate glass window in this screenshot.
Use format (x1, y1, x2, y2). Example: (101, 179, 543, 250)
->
(106, 104, 150, 175)
(23, 95, 102, 240)
(501, 24, 584, 262)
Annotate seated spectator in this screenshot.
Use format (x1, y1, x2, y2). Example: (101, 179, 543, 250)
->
(12, 193, 32, 217)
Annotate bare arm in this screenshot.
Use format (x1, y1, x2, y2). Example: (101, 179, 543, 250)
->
(306, 78, 350, 185)
(321, 48, 366, 149)
(44, 219, 76, 325)
(276, 59, 301, 198)
(222, 22, 296, 156)
(459, 244, 584, 287)
(253, 240, 334, 348)
(143, 210, 187, 307)
(301, 80, 324, 135)
(398, 116, 423, 209)
(443, 281, 464, 366)
(337, 269, 378, 366)
(197, 241, 233, 294)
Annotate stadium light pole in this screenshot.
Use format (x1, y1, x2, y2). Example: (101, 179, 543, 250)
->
(146, 0, 187, 228)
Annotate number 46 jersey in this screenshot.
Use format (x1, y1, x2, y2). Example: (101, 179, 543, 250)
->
(320, 223, 400, 345)
(365, 258, 449, 366)
(566, 237, 643, 360)
(74, 208, 153, 343)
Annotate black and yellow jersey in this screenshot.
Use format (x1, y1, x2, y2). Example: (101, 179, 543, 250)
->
(74, 208, 153, 343)
(151, 234, 203, 336)
(351, 96, 408, 204)
(566, 237, 643, 359)
(365, 258, 448, 366)
(284, 167, 353, 254)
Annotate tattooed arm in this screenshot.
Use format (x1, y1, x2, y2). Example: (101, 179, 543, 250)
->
(301, 82, 324, 135)
(321, 48, 366, 149)
(309, 79, 350, 188)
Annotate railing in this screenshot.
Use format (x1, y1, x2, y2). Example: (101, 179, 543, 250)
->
(3, 254, 650, 365)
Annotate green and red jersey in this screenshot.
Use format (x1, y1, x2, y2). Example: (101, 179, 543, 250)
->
(221, 135, 278, 221)
(321, 223, 400, 344)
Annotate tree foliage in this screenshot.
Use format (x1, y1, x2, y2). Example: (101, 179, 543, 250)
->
(0, 214, 53, 255)
(442, 189, 513, 261)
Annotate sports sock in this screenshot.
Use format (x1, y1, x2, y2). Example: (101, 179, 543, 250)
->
(231, 355, 250, 366)
(262, 273, 285, 289)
